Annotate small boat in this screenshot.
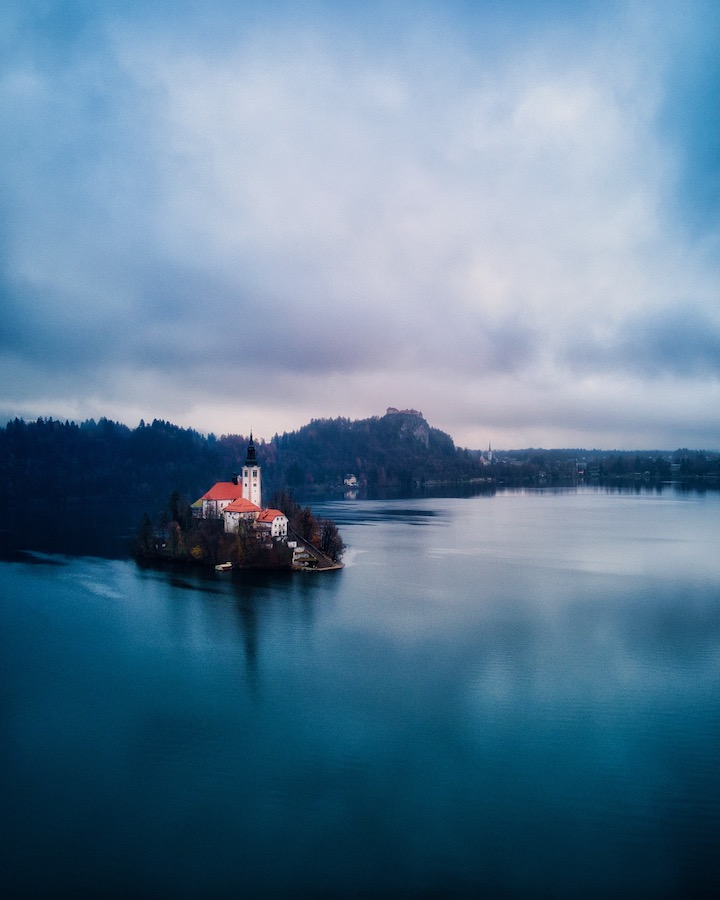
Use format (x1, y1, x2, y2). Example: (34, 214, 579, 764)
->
(215, 562, 232, 571)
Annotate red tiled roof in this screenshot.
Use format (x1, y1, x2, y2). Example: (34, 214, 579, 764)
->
(257, 508, 286, 522)
(224, 498, 261, 514)
(200, 482, 244, 502)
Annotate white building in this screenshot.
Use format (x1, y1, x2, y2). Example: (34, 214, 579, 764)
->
(223, 497, 261, 534)
(196, 434, 291, 541)
(197, 481, 244, 518)
(255, 508, 289, 539)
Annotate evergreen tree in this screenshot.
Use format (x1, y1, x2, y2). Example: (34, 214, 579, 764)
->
(135, 512, 155, 556)
(319, 519, 345, 562)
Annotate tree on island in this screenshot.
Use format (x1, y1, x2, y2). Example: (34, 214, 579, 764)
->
(135, 512, 156, 556)
(163, 490, 193, 533)
(319, 519, 345, 562)
(268, 489, 345, 560)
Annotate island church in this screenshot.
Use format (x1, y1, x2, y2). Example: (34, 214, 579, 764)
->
(193, 435, 288, 539)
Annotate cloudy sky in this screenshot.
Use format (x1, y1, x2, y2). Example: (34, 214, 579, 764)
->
(1, 0, 718, 449)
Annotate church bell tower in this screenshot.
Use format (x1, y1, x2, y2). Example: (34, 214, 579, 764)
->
(242, 433, 262, 508)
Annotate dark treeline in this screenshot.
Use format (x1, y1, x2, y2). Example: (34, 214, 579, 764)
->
(0, 411, 485, 507)
(0, 417, 228, 507)
(2, 414, 718, 512)
(491, 448, 720, 485)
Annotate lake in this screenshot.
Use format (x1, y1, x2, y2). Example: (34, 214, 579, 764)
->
(1, 487, 718, 898)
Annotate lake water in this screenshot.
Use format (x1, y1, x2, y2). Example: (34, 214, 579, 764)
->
(1, 487, 718, 898)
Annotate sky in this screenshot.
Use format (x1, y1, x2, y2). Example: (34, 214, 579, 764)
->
(1, 0, 718, 450)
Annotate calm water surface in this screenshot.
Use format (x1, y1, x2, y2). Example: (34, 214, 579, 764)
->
(1, 488, 718, 897)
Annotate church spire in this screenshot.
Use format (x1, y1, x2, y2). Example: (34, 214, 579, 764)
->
(245, 431, 257, 466)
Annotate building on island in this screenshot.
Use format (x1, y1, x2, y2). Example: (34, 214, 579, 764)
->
(256, 509, 289, 539)
(190, 433, 342, 571)
(195, 434, 288, 540)
(222, 497, 261, 534)
(195, 434, 263, 524)
(196, 480, 245, 518)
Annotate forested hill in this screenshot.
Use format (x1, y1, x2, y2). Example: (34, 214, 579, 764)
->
(0, 417, 226, 506)
(269, 410, 482, 490)
(0, 410, 484, 506)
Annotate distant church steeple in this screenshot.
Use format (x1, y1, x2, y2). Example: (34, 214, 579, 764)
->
(242, 432, 262, 508)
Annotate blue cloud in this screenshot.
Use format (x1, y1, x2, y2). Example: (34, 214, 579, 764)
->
(564, 307, 720, 379)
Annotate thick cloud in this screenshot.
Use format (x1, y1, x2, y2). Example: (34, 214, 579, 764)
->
(1, 0, 718, 448)
(565, 306, 720, 379)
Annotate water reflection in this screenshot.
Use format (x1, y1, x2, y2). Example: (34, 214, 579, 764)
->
(134, 559, 338, 696)
(234, 598, 260, 686)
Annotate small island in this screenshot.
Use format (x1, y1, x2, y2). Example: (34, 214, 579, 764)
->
(135, 435, 344, 572)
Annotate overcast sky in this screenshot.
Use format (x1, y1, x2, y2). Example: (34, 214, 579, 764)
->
(1, 0, 718, 449)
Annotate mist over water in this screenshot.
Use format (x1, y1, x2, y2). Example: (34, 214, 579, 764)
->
(1, 488, 718, 897)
